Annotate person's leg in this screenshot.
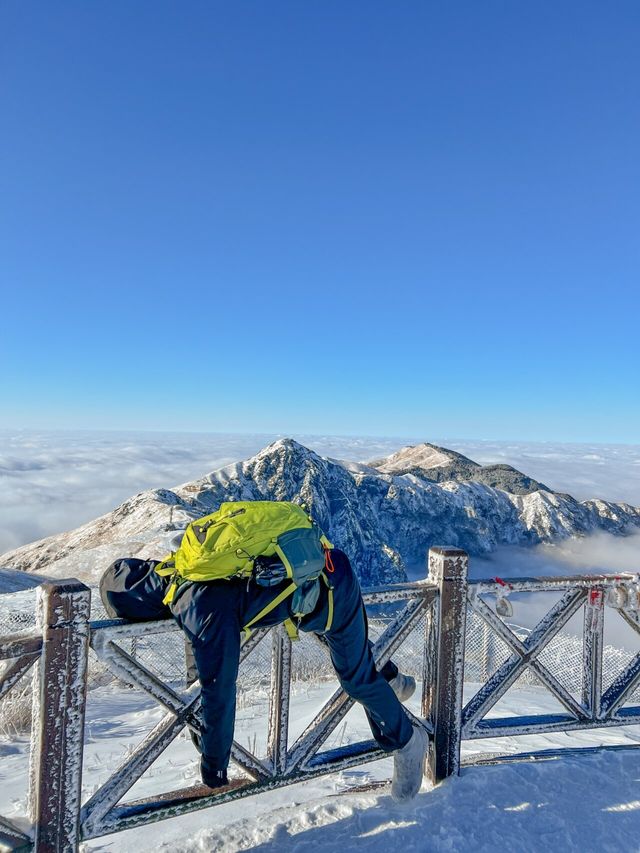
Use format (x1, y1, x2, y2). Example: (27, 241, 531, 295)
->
(169, 580, 244, 784)
(314, 633, 398, 683)
(174, 576, 311, 784)
(303, 550, 413, 752)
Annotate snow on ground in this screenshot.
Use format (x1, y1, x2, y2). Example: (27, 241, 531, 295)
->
(2, 677, 640, 852)
(154, 750, 640, 853)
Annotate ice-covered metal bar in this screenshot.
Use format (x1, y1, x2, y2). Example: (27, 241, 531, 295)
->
(469, 573, 639, 594)
(0, 632, 42, 660)
(0, 653, 39, 702)
(582, 587, 604, 717)
(266, 624, 291, 774)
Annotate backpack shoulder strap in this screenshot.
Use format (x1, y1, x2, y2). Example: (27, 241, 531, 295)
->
(321, 571, 334, 632)
(242, 582, 297, 641)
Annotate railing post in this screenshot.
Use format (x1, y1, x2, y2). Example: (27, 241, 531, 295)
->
(29, 579, 91, 853)
(421, 588, 438, 729)
(582, 587, 604, 718)
(425, 547, 468, 784)
(266, 625, 291, 775)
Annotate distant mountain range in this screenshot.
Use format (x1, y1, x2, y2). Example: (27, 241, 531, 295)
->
(2, 439, 639, 587)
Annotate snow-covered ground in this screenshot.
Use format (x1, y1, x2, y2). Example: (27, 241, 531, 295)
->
(1, 674, 640, 852)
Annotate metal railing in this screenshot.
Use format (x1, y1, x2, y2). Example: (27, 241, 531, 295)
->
(0, 576, 90, 853)
(462, 574, 640, 746)
(1, 548, 639, 852)
(80, 578, 438, 839)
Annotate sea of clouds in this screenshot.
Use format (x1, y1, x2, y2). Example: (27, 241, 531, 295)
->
(0, 430, 639, 579)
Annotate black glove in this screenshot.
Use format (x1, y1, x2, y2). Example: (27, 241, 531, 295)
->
(200, 754, 229, 789)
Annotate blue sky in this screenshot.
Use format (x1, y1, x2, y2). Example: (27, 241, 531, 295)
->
(1, 1, 638, 442)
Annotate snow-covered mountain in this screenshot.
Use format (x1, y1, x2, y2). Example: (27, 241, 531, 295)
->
(2, 439, 639, 586)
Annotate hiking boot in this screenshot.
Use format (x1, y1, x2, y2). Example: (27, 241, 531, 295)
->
(389, 671, 416, 703)
(391, 722, 428, 804)
(200, 757, 229, 789)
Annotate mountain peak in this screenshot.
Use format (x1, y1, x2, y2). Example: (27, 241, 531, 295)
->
(369, 441, 552, 496)
(249, 438, 327, 473)
(258, 437, 318, 458)
(371, 443, 477, 475)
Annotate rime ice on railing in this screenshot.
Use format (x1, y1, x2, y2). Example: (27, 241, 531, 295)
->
(2, 556, 640, 852)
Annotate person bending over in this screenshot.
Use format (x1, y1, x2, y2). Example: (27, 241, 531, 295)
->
(100, 548, 428, 803)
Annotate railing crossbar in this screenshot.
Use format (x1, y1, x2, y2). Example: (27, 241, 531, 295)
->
(463, 741, 640, 766)
(81, 615, 339, 838)
(601, 652, 640, 718)
(470, 574, 638, 594)
(0, 652, 38, 702)
(527, 658, 589, 720)
(468, 707, 640, 738)
(618, 608, 640, 637)
(0, 814, 32, 850)
(89, 740, 390, 838)
(0, 633, 42, 660)
(80, 682, 202, 836)
(93, 637, 202, 726)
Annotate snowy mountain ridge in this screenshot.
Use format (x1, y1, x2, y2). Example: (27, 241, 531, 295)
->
(1, 438, 639, 586)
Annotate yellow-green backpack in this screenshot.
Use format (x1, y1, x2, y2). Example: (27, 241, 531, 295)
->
(155, 500, 334, 638)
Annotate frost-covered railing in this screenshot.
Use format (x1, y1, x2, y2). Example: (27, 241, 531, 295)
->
(0, 572, 90, 853)
(79, 563, 443, 841)
(2, 549, 640, 852)
(462, 573, 640, 750)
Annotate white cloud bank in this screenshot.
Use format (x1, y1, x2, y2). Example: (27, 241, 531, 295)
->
(0, 430, 638, 557)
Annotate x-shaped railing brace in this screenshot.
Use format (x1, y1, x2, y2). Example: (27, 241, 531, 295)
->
(0, 634, 43, 849)
(600, 609, 640, 719)
(286, 596, 430, 773)
(81, 625, 272, 837)
(462, 589, 589, 737)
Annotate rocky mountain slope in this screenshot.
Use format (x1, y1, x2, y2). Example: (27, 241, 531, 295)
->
(2, 439, 639, 586)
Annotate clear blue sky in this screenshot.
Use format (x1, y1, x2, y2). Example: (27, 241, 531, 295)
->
(1, 1, 638, 442)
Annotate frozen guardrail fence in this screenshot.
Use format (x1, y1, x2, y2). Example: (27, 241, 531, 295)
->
(1, 549, 640, 852)
(0, 569, 90, 853)
(79, 562, 441, 842)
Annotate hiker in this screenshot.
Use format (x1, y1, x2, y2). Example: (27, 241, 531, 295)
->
(99, 504, 428, 803)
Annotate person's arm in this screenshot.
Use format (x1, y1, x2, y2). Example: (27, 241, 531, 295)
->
(99, 558, 169, 619)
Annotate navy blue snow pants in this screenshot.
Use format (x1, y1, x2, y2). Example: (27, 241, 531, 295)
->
(100, 550, 413, 782)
